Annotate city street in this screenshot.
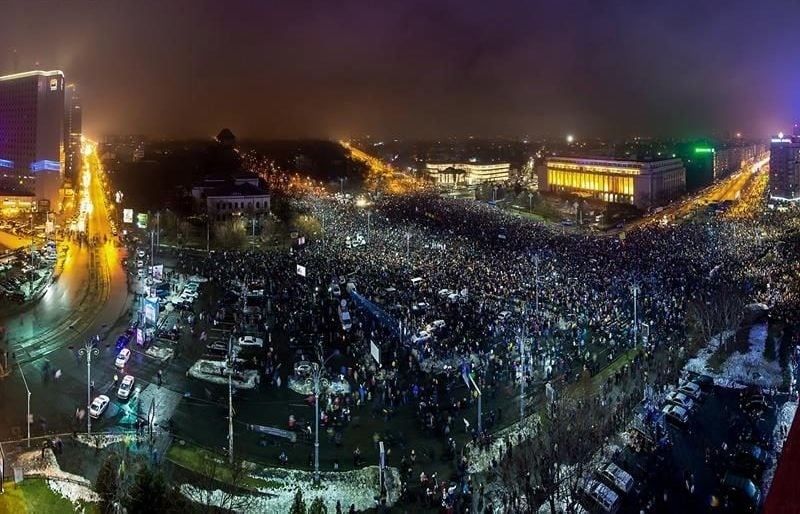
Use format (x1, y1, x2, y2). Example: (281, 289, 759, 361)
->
(0, 142, 131, 441)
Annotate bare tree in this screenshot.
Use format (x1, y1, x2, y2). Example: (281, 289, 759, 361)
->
(687, 285, 745, 352)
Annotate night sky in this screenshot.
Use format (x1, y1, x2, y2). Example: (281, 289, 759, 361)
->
(1, 0, 798, 140)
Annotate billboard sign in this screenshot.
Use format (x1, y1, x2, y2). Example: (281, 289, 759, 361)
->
(136, 213, 148, 229)
(123, 209, 134, 224)
(144, 297, 159, 325)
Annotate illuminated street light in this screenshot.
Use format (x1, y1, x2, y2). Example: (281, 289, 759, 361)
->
(566, 134, 574, 144)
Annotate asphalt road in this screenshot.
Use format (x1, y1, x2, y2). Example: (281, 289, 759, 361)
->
(0, 144, 132, 442)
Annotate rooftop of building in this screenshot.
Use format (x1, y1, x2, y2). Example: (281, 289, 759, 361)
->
(547, 155, 683, 166)
(203, 181, 268, 198)
(0, 70, 64, 82)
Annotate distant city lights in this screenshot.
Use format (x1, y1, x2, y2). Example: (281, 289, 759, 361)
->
(566, 134, 574, 144)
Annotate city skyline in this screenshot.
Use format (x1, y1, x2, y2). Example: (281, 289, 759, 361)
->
(2, 0, 799, 140)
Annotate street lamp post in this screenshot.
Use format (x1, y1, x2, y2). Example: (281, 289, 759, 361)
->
(528, 193, 533, 212)
(76, 338, 100, 435)
(492, 186, 498, 203)
(17, 361, 31, 447)
(307, 352, 338, 484)
(630, 281, 640, 346)
(533, 254, 540, 316)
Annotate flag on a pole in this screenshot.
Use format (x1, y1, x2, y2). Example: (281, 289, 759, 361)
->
(296, 264, 306, 277)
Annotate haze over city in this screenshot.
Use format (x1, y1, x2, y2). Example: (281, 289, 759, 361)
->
(2, 0, 799, 139)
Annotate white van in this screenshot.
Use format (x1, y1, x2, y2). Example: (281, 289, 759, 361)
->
(411, 277, 423, 287)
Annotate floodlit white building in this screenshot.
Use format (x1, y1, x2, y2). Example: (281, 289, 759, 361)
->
(426, 162, 510, 186)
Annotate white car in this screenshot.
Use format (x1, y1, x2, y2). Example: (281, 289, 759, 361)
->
(437, 289, 452, 298)
(583, 478, 620, 514)
(598, 462, 635, 494)
(665, 391, 694, 411)
(677, 381, 703, 402)
(89, 395, 111, 419)
(137, 250, 145, 258)
(662, 404, 689, 425)
(426, 320, 446, 332)
(115, 348, 131, 368)
(136, 260, 144, 268)
(238, 335, 264, 347)
(117, 375, 135, 400)
(412, 331, 432, 344)
(497, 311, 512, 322)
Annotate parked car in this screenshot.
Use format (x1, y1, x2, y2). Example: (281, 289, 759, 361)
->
(412, 331, 432, 344)
(115, 331, 133, 351)
(238, 335, 264, 348)
(721, 473, 761, 513)
(426, 320, 446, 333)
(677, 381, 703, 402)
(497, 311, 512, 322)
(665, 391, 695, 411)
(582, 479, 620, 514)
(117, 375, 135, 400)
(89, 395, 111, 419)
(730, 443, 769, 479)
(692, 374, 714, 391)
(597, 462, 635, 494)
(115, 348, 131, 368)
(411, 302, 430, 313)
(662, 404, 689, 426)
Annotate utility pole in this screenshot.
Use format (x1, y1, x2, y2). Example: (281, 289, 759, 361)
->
(18, 361, 31, 447)
(519, 334, 525, 420)
(206, 218, 210, 253)
(156, 212, 160, 251)
(631, 281, 640, 346)
(533, 254, 540, 316)
(469, 375, 482, 433)
(227, 336, 234, 465)
(313, 363, 321, 483)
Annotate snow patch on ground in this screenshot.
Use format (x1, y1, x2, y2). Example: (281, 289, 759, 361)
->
(75, 432, 132, 449)
(683, 325, 783, 389)
(145, 344, 175, 361)
(761, 401, 798, 497)
(180, 465, 399, 513)
(188, 359, 259, 389)
(14, 449, 99, 506)
(466, 414, 540, 473)
(719, 324, 783, 388)
(683, 331, 734, 376)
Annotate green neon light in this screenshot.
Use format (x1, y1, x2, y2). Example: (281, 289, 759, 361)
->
(694, 147, 715, 154)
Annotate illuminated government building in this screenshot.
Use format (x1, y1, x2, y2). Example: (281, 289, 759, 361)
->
(426, 161, 510, 186)
(539, 156, 686, 209)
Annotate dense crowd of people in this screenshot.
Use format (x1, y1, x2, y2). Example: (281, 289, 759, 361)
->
(170, 186, 797, 512)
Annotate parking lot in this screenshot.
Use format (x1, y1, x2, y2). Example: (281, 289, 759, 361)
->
(579, 378, 785, 514)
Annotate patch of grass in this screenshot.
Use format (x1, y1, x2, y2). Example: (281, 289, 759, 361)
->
(0, 478, 99, 514)
(592, 347, 640, 386)
(167, 442, 279, 491)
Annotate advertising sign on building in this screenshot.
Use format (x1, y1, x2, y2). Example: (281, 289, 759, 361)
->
(136, 213, 149, 229)
(144, 297, 159, 325)
(123, 209, 134, 224)
(152, 264, 164, 281)
(296, 264, 306, 277)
